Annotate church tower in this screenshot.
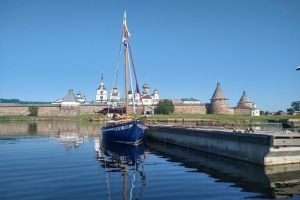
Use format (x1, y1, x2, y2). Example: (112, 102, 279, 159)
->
(251, 102, 260, 116)
(142, 83, 150, 95)
(95, 72, 108, 104)
(135, 90, 141, 101)
(110, 85, 121, 102)
(128, 89, 133, 100)
(153, 88, 159, 99)
(210, 82, 229, 114)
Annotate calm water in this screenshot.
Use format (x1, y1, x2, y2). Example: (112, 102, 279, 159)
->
(0, 122, 300, 200)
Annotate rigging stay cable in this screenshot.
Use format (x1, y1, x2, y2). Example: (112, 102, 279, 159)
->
(128, 43, 141, 95)
(110, 34, 124, 96)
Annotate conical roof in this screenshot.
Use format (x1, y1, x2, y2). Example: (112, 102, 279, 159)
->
(211, 82, 227, 100)
(62, 89, 80, 103)
(98, 71, 107, 90)
(238, 91, 251, 103)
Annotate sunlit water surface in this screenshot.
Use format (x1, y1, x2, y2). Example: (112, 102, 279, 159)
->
(0, 122, 300, 200)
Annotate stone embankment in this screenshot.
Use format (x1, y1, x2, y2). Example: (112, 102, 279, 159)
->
(0, 104, 107, 116)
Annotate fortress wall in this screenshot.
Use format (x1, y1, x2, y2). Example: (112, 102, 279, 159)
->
(228, 108, 235, 115)
(0, 105, 33, 116)
(76, 104, 107, 115)
(0, 103, 216, 116)
(234, 108, 250, 115)
(0, 104, 144, 116)
(38, 106, 61, 116)
(172, 104, 207, 114)
(0, 104, 105, 116)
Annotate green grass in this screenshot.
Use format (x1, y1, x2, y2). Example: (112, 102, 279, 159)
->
(143, 114, 300, 122)
(0, 113, 299, 122)
(0, 115, 105, 121)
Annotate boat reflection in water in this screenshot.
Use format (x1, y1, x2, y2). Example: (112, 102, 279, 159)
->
(97, 140, 147, 200)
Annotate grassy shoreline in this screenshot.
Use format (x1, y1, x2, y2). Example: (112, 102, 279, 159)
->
(1, 114, 299, 122)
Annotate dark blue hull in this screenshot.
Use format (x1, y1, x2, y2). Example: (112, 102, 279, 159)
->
(101, 120, 147, 144)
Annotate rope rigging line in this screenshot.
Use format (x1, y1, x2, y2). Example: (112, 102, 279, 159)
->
(110, 34, 124, 101)
(128, 43, 144, 106)
(128, 50, 136, 113)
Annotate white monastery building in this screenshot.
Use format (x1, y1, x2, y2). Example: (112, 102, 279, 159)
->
(95, 73, 159, 106)
(95, 72, 108, 104)
(251, 103, 260, 116)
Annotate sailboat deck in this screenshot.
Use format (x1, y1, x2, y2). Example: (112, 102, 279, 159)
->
(105, 118, 136, 126)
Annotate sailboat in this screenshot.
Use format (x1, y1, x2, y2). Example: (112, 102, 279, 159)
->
(101, 11, 148, 145)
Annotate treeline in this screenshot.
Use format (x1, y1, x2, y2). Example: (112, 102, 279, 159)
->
(262, 101, 300, 115)
(0, 98, 51, 104)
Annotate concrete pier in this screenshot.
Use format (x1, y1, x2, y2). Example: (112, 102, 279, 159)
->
(145, 125, 300, 166)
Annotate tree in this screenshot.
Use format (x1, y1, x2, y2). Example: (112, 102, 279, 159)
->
(287, 108, 294, 115)
(156, 99, 175, 114)
(28, 105, 38, 116)
(260, 111, 264, 115)
(291, 101, 300, 111)
(287, 101, 300, 114)
(275, 110, 285, 115)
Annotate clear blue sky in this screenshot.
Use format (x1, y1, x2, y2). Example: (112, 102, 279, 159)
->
(1, 0, 299, 112)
